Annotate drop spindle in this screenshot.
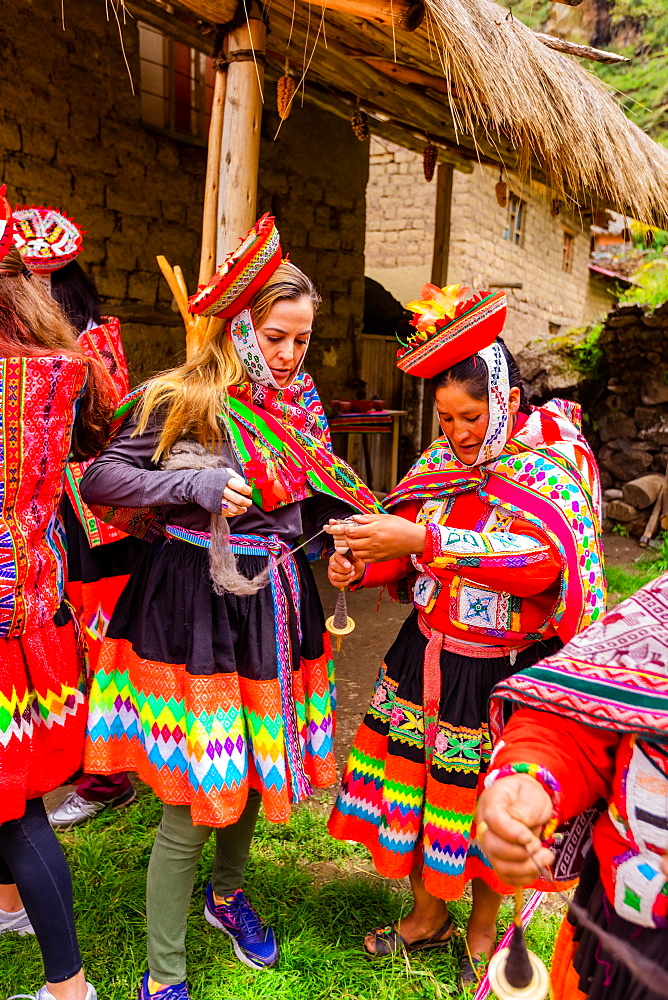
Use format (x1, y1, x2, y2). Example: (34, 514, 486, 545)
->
(487, 890, 549, 1000)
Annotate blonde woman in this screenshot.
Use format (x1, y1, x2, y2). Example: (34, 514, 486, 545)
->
(80, 216, 379, 1000)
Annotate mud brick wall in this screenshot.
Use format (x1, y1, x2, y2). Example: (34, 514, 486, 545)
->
(365, 139, 608, 353)
(1, 0, 368, 394)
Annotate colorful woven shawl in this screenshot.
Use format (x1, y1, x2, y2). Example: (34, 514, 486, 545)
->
(88, 380, 381, 538)
(385, 398, 605, 642)
(490, 572, 668, 744)
(0, 355, 87, 636)
(65, 318, 130, 547)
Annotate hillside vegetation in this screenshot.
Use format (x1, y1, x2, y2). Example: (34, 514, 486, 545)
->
(499, 0, 668, 146)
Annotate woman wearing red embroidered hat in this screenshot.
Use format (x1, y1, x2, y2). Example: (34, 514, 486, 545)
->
(79, 214, 381, 999)
(12, 202, 144, 828)
(0, 186, 114, 1000)
(326, 282, 605, 984)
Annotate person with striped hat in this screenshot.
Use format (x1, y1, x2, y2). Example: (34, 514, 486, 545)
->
(326, 282, 605, 986)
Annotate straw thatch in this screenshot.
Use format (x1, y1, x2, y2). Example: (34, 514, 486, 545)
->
(145, 0, 668, 224)
(421, 0, 668, 223)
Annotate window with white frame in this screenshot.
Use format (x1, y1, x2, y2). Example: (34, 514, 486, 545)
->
(504, 194, 525, 245)
(138, 22, 214, 143)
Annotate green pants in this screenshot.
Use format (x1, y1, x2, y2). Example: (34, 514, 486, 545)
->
(146, 790, 262, 984)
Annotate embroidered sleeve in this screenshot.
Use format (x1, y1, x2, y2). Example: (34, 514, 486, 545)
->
(490, 708, 618, 825)
(417, 522, 561, 598)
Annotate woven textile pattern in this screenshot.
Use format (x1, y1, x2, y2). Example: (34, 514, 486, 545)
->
(385, 399, 605, 643)
(328, 662, 553, 899)
(0, 615, 87, 823)
(65, 318, 130, 547)
(85, 637, 336, 827)
(0, 356, 86, 637)
(490, 574, 668, 929)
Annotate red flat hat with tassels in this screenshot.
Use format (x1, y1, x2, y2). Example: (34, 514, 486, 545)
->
(189, 213, 282, 318)
(397, 283, 507, 378)
(0, 186, 14, 265)
(12, 205, 84, 273)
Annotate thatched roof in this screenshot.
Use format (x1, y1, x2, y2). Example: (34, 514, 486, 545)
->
(134, 0, 668, 225)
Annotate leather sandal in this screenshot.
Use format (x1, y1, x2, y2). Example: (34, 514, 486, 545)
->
(457, 952, 487, 990)
(364, 914, 454, 958)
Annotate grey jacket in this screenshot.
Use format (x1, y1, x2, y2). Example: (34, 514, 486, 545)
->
(80, 412, 351, 542)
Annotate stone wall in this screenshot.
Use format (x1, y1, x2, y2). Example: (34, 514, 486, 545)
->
(593, 302, 668, 512)
(365, 137, 606, 353)
(1, 0, 368, 393)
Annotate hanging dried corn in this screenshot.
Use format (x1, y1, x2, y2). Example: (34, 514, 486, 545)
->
(495, 171, 508, 208)
(422, 142, 438, 182)
(351, 101, 369, 141)
(277, 58, 295, 120)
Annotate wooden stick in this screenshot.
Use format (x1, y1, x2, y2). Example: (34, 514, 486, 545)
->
(640, 486, 664, 547)
(534, 32, 630, 64)
(199, 56, 227, 287)
(156, 255, 191, 328)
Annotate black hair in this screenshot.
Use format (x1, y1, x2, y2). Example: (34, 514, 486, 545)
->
(50, 261, 102, 335)
(430, 336, 531, 415)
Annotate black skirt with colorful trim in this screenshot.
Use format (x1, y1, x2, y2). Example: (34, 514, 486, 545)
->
(85, 535, 337, 827)
(328, 609, 560, 900)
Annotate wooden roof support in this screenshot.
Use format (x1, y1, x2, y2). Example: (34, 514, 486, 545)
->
(298, 0, 424, 28)
(216, 16, 266, 263)
(535, 32, 630, 64)
(199, 52, 227, 285)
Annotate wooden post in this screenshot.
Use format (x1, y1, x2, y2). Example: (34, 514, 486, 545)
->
(216, 16, 266, 264)
(420, 162, 453, 451)
(199, 53, 228, 286)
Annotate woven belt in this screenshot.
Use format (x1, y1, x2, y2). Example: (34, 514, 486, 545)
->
(417, 613, 529, 766)
(164, 523, 312, 803)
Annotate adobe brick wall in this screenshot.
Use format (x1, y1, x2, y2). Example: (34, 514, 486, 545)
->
(365, 138, 600, 353)
(1, 0, 368, 395)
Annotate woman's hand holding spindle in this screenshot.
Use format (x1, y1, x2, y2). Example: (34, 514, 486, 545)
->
(221, 470, 253, 517)
(475, 776, 555, 885)
(326, 513, 426, 562)
(328, 550, 364, 587)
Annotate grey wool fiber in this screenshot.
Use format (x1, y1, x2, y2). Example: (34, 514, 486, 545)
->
(162, 440, 271, 595)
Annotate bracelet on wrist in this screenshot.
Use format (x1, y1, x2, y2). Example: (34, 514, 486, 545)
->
(485, 762, 561, 844)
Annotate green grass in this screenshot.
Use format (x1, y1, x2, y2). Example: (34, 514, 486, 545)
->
(0, 793, 563, 1000)
(606, 563, 663, 604)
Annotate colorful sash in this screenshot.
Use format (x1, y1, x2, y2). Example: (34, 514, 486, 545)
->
(88, 385, 381, 538)
(65, 318, 130, 547)
(165, 525, 315, 802)
(385, 399, 605, 642)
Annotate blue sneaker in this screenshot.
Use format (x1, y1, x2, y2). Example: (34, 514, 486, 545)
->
(138, 971, 190, 1000)
(204, 884, 278, 969)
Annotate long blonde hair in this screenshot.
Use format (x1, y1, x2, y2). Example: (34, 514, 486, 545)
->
(135, 261, 320, 460)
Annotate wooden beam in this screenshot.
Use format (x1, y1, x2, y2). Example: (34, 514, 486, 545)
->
(431, 162, 453, 288)
(297, 0, 412, 27)
(535, 32, 630, 64)
(353, 54, 454, 97)
(175, 0, 237, 23)
(217, 17, 266, 262)
(199, 56, 227, 285)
